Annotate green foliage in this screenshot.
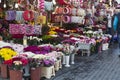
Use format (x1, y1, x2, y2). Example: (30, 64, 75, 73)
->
(12, 38, 23, 44)
(42, 25, 50, 35)
(41, 35, 53, 44)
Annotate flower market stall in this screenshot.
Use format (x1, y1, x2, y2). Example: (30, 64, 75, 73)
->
(0, 0, 115, 79)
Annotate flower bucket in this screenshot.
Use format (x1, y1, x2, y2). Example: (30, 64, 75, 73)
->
(41, 66, 55, 79)
(70, 54, 75, 64)
(65, 55, 70, 67)
(102, 43, 109, 50)
(1, 64, 9, 79)
(9, 69, 22, 80)
(62, 55, 66, 64)
(23, 64, 30, 77)
(54, 59, 62, 71)
(30, 67, 41, 80)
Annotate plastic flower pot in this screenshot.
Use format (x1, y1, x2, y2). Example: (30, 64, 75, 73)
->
(65, 55, 70, 67)
(41, 66, 55, 79)
(9, 69, 23, 80)
(71, 54, 75, 64)
(1, 64, 9, 79)
(30, 67, 41, 80)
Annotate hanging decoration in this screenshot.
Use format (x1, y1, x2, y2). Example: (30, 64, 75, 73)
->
(57, 0, 69, 5)
(63, 16, 71, 23)
(22, 10, 34, 21)
(38, 0, 45, 12)
(5, 10, 16, 20)
(44, 1, 54, 11)
(36, 15, 46, 24)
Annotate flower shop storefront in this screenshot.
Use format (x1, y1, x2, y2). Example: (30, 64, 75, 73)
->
(0, 0, 115, 79)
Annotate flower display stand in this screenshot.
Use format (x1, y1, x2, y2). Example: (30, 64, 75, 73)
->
(81, 50, 90, 56)
(102, 43, 109, 50)
(9, 70, 23, 80)
(54, 59, 62, 71)
(23, 64, 30, 77)
(62, 55, 66, 64)
(30, 67, 41, 80)
(1, 64, 9, 79)
(41, 66, 55, 79)
(75, 42, 91, 56)
(65, 55, 70, 67)
(70, 54, 75, 64)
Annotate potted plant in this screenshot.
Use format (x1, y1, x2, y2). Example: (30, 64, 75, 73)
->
(41, 58, 55, 79)
(29, 58, 42, 80)
(0, 48, 17, 78)
(62, 43, 71, 67)
(4, 54, 28, 80)
(31, 54, 47, 79)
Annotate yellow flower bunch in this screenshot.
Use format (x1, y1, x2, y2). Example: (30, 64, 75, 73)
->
(50, 27, 59, 31)
(48, 31, 57, 35)
(0, 48, 17, 61)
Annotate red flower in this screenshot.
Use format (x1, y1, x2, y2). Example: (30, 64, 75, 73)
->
(4, 59, 13, 66)
(21, 58, 28, 66)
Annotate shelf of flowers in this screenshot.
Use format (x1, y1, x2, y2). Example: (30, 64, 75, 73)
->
(0, 24, 111, 79)
(0, 41, 71, 79)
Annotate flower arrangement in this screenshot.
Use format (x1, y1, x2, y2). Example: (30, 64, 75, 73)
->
(24, 46, 41, 54)
(62, 43, 71, 55)
(27, 36, 42, 45)
(0, 48, 17, 62)
(29, 54, 47, 68)
(29, 58, 42, 68)
(4, 54, 28, 70)
(41, 35, 54, 44)
(42, 58, 55, 67)
(55, 44, 63, 52)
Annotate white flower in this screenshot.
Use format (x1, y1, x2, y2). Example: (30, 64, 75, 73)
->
(29, 36, 32, 40)
(13, 61, 22, 65)
(23, 52, 35, 58)
(32, 54, 47, 59)
(86, 30, 93, 34)
(55, 44, 63, 49)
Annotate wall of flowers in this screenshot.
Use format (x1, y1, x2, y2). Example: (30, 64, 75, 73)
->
(0, 0, 115, 79)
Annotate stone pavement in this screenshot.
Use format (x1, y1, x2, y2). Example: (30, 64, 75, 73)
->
(1, 43, 120, 80)
(44, 43, 120, 80)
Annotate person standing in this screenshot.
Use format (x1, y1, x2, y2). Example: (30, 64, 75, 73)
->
(113, 9, 120, 55)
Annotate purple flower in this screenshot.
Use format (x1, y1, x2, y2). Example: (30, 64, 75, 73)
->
(24, 46, 40, 54)
(62, 39, 76, 44)
(43, 59, 54, 67)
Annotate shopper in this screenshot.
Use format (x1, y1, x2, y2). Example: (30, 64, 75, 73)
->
(113, 9, 120, 56)
(111, 9, 118, 43)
